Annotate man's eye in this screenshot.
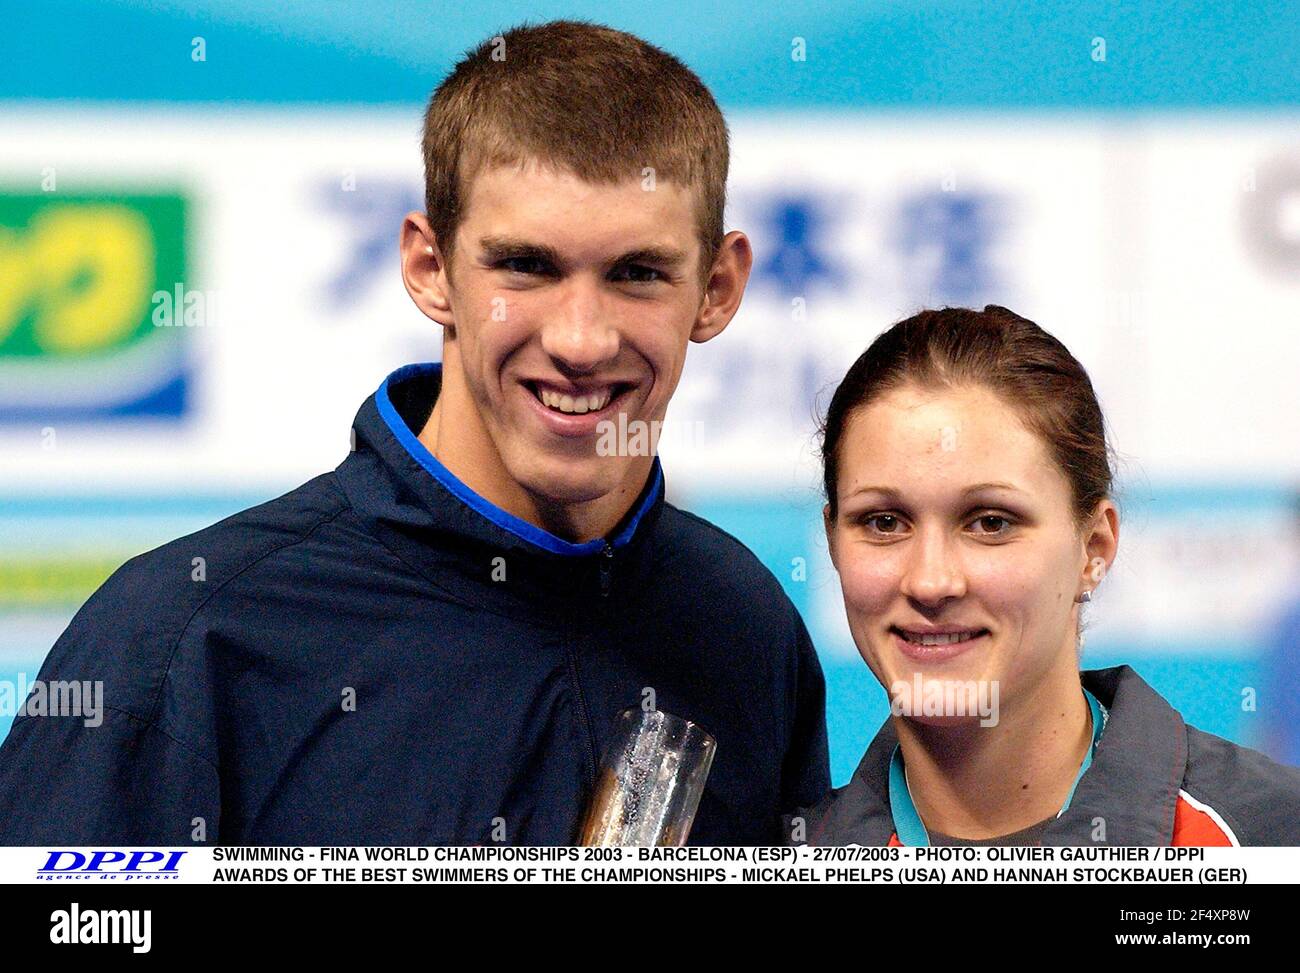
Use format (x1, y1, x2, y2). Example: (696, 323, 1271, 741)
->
(611, 264, 663, 284)
(498, 257, 548, 275)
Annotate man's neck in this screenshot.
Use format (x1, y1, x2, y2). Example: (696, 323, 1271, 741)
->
(893, 654, 1092, 840)
(417, 360, 652, 544)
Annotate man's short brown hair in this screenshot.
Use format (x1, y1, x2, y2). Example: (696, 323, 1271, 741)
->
(422, 19, 730, 284)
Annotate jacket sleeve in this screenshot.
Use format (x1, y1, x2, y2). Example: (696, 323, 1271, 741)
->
(0, 557, 222, 846)
(0, 706, 221, 845)
(779, 605, 832, 828)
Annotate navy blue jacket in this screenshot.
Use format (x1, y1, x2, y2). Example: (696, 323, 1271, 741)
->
(0, 363, 830, 845)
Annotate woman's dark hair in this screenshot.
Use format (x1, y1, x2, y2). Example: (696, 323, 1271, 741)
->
(819, 305, 1116, 532)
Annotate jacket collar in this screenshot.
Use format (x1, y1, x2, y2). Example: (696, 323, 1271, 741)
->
(1052, 666, 1186, 844)
(333, 362, 666, 619)
(808, 665, 1187, 845)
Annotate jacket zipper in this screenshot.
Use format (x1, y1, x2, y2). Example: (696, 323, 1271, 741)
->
(566, 544, 613, 793)
(565, 544, 615, 801)
(598, 540, 613, 598)
(565, 645, 598, 790)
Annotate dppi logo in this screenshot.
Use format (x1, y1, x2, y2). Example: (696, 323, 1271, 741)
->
(39, 850, 186, 881)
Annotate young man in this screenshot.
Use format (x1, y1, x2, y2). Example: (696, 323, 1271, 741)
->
(0, 20, 830, 845)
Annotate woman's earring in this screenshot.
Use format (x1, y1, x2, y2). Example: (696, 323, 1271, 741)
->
(1076, 590, 1093, 604)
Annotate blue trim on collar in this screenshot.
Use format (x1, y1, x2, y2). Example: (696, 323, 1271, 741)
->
(374, 362, 663, 557)
(887, 687, 1109, 846)
(888, 743, 930, 847)
(1057, 687, 1107, 816)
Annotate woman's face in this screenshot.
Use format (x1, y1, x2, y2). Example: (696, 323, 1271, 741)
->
(826, 382, 1117, 725)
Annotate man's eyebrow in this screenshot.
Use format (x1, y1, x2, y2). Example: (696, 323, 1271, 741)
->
(616, 245, 690, 267)
(845, 482, 1024, 501)
(478, 236, 563, 264)
(476, 236, 688, 268)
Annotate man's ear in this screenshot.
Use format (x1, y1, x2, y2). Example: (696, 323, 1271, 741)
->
(690, 230, 753, 344)
(399, 212, 455, 330)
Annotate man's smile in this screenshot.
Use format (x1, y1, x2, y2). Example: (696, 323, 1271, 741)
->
(519, 377, 639, 437)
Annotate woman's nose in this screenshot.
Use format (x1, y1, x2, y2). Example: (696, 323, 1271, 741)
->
(538, 277, 620, 372)
(898, 529, 967, 605)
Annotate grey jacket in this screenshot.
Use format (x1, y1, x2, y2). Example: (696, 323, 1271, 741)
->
(795, 665, 1300, 846)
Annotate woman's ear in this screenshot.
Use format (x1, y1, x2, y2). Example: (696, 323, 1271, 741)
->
(823, 502, 838, 569)
(399, 212, 456, 329)
(1079, 499, 1120, 594)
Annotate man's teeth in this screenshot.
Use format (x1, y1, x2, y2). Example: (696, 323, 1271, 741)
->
(537, 387, 613, 414)
(897, 630, 985, 646)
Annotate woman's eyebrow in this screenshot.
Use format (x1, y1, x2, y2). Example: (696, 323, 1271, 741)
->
(845, 482, 1024, 501)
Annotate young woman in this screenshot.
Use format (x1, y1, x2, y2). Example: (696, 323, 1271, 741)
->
(799, 305, 1300, 846)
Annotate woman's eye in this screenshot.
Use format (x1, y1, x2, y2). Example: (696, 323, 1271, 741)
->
(971, 514, 1012, 535)
(862, 514, 903, 534)
(612, 264, 663, 284)
(855, 512, 1012, 536)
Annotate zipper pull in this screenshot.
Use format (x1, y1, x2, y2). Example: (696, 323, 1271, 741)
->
(599, 541, 614, 598)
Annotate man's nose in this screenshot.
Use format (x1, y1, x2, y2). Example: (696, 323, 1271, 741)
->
(898, 526, 967, 606)
(538, 277, 620, 372)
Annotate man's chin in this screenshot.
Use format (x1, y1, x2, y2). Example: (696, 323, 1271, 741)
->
(513, 456, 642, 509)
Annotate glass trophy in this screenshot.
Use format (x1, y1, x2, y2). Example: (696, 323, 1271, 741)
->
(578, 708, 717, 847)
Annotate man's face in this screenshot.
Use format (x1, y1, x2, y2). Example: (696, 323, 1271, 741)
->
(440, 159, 711, 505)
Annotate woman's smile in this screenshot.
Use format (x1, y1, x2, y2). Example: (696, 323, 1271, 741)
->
(890, 625, 991, 663)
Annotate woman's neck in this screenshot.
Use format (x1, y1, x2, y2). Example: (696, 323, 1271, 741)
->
(893, 661, 1092, 841)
